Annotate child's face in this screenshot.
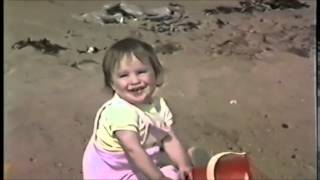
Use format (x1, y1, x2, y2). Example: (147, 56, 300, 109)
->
(111, 53, 157, 105)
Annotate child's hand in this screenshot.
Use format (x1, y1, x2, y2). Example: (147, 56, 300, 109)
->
(179, 166, 193, 180)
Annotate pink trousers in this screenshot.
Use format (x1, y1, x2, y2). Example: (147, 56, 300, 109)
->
(82, 139, 180, 180)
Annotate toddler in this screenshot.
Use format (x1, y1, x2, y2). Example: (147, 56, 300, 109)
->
(82, 37, 193, 180)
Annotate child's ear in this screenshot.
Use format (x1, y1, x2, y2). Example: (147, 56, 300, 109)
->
(110, 83, 116, 91)
(108, 79, 115, 90)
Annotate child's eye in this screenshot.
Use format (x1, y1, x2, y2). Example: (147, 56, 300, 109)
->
(119, 74, 128, 78)
(137, 70, 147, 74)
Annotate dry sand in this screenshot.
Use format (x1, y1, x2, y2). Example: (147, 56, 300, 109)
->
(4, 0, 317, 179)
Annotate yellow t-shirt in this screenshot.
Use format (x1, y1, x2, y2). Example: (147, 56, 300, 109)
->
(93, 94, 174, 152)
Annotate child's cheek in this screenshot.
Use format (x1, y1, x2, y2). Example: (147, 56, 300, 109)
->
(117, 79, 127, 88)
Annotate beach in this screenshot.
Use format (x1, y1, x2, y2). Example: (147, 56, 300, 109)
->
(4, 0, 317, 179)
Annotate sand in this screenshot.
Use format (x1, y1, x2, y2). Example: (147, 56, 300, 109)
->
(4, 0, 317, 179)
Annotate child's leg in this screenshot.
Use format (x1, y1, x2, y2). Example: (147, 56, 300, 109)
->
(124, 166, 180, 180)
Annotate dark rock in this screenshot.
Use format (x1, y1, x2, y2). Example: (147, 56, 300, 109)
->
(217, 6, 239, 14)
(203, 0, 309, 15)
(203, 9, 219, 15)
(265, 0, 309, 10)
(281, 123, 289, 129)
(216, 19, 226, 28)
(104, 3, 137, 19)
(287, 47, 310, 58)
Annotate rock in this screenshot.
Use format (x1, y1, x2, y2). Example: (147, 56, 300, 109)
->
(119, 2, 144, 17)
(216, 19, 226, 28)
(281, 123, 289, 129)
(54, 162, 63, 168)
(29, 157, 36, 162)
(204, 0, 309, 15)
(287, 47, 310, 58)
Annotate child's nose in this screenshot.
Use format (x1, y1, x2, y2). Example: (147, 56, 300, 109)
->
(129, 74, 140, 84)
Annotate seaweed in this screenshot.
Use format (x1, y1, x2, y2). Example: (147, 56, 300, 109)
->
(11, 38, 68, 55)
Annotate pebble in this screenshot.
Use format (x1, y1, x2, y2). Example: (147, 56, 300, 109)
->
(55, 162, 63, 168)
(29, 157, 35, 162)
(281, 123, 289, 129)
(87, 47, 95, 53)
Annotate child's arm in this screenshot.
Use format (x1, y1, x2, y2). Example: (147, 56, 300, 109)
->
(115, 130, 171, 180)
(162, 129, 193, 179)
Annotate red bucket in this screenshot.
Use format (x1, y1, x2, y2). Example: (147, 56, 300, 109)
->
(192, 152, 251, 180)
(192, 166, 207, 180)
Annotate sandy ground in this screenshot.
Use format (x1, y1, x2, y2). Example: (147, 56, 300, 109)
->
(4, 0, 317, 179)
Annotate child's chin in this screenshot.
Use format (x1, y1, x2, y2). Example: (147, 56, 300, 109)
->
(128, 97, 146, 104)
(130, 97, 152, 105)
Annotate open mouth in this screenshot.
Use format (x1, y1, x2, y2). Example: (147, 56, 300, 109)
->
(129, 86, 145, 93)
